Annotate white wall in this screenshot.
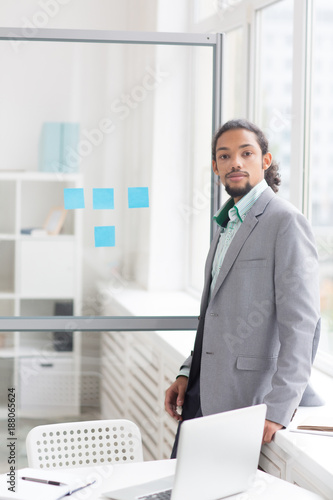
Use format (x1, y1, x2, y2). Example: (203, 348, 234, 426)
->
(1, 1, 129, 30)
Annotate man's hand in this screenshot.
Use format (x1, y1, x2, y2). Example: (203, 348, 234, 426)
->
(262, 419, 283, 444)
(165, 376, 188, 421)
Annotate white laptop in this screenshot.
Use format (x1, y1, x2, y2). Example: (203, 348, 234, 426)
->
(102, 404, 267, 500)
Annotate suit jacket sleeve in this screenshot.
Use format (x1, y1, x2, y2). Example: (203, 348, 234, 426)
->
(263, 208, 321, 426)
(180, 355, 192, 371)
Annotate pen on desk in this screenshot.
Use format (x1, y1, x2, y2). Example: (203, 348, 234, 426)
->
(21, 476, 66, 486)
(68, 480, 96, 495)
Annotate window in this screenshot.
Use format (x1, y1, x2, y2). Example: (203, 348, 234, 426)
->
(310, 0, 333, 360)
(191, 0, 333, 373)
(255, 0, 294, 201)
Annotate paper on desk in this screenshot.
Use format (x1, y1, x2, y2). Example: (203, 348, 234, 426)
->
(289, 415, 333, 437)
(0, 467, 94, 500)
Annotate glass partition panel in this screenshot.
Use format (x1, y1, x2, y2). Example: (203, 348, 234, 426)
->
(0, 40, 214, 318)
(310, 0, 333, 357)
(0, 329, 195, 472)
(255, 0, 294, 201)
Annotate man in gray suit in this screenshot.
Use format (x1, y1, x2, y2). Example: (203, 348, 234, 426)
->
(165, 119, 321, 456)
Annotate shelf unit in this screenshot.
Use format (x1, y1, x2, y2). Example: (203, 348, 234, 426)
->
(0, 171, 82, 418)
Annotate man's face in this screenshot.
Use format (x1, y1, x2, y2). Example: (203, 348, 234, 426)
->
(212, 128, 272, 202)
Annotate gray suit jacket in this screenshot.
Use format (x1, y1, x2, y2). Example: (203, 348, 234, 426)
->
(182, 187, 322, 428)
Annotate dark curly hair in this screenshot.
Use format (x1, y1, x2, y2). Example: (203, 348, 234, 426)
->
(212, 119, 281, 193)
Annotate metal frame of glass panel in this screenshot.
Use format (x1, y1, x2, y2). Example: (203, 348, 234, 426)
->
(0, 27, 223, 331)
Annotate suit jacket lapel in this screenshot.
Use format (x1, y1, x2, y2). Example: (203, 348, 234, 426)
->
(189, 230, 220, 386)
(199, 229, 220, 314)
(210, 187, 275, 303)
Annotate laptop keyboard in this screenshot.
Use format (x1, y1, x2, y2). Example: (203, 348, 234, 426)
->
(137, 489, 172, 500)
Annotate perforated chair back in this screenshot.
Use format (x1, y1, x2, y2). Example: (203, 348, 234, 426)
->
(26, 419, 143, 469)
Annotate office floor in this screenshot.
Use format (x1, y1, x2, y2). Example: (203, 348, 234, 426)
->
(0, 407, 100, 474)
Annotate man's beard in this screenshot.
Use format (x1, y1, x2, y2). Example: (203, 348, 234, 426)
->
(225, 179, 252, 199)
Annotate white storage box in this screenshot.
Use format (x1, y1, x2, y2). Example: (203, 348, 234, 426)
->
(19, 356, 79, 416)
(19, 240, 75, 297)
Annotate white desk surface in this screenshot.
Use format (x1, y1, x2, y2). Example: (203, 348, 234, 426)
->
(65, 459, 324, 500)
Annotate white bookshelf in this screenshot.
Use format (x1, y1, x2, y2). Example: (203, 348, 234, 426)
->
(0, 171, 83, 418)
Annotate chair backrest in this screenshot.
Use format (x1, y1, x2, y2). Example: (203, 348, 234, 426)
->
(26, 419, 143, 469)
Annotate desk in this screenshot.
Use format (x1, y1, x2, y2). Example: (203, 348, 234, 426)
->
(260, 402, 333, 498)
(66, 459, 324, 499)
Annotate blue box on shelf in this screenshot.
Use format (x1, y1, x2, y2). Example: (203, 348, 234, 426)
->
(39, 122, 80, 173)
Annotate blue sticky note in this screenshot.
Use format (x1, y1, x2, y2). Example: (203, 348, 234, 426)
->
(93, 188, 114, 209)
(128, 187, 149, 208)
(94, 226, 115, 247)
(64, 188, 85, 209)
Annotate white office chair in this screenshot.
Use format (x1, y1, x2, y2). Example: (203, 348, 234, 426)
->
(26, 419, 143, 469)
